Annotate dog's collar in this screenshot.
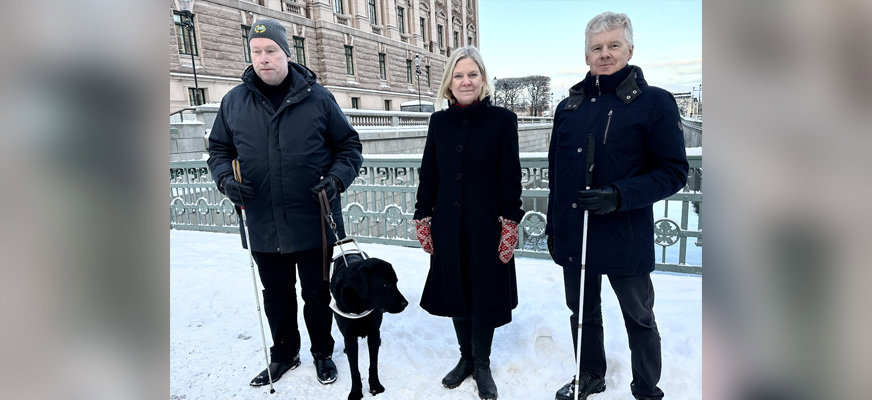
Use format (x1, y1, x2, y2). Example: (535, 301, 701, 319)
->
(329, 298, 374, 319)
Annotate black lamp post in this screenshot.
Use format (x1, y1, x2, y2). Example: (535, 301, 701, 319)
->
(179, 0, 201, 105)
(414, 54, 422, 111)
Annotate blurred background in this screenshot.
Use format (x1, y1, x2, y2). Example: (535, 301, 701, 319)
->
(0, 1, 869, 399)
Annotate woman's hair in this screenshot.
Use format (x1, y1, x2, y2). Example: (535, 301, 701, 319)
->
(435, 46, 493, 110)
(584, 11, 634, 51)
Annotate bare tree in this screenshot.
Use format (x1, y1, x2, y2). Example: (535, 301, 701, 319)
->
(493, 77, 525, 112)
(523, 75, 551, 116)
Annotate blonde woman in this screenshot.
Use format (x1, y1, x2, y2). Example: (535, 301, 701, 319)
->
(412, 46, 523, 400)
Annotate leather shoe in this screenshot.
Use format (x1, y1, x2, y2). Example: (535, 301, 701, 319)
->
(441, 357, 474, 389)
(473, 365, 498, 400)
(555, 373, 605, 400)
(314, 355, 338, 384)
(249, 356, 301, 386)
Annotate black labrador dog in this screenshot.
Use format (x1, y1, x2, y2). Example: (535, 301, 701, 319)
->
(330, 251, 408, 400)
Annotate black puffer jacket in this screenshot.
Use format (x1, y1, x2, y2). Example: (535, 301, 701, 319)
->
(208, 62, 362, 253)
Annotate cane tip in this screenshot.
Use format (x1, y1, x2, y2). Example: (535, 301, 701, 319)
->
(269, 389, 275, 394)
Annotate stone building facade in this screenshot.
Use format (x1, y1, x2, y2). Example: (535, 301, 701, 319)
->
(169, 0, 480, 112)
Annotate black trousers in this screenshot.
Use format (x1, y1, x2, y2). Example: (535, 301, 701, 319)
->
(252, 248, 334, 363)
(563, 268, 664, 399)
(452, 317, 495, 369)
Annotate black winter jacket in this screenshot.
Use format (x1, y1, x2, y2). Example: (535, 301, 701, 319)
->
(546, 66, 688, 275)
(414, 97, 524, 327)
(208, 62, 363, 253)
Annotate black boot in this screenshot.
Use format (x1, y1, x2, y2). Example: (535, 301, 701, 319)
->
(313, 355, 338, 384)
(555, 373, 605, 400)
(473, 365, 498, 400)
(249, 354, 301, 386)
(441, 357, 474, 388)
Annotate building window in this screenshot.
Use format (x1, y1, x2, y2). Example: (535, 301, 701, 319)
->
(397, 6, 405, 34)
(351, 97, 360, 109)
(173, 11, 198, 56)
(242, 25, 251, 62)
(281, 0, 299, 14)
(468, 35, 473, 46)
(406, 59, 413, 84)
(344, 45, 354, 75)
(368, 0, 377, 24)
(334, 0, 344, 14)
(453, 31, 459, 48)
(426, 65, 431, 87)
(437, 24, 443, 48)
(293, 36, 306, 66)
(188, 87, 205, 106)
(419, 17, 426, 43)
(384, 99, 391, 111)
(378, 53, 387, 80)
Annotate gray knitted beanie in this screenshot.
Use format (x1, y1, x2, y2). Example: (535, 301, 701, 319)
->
(248, 19, 291, 57)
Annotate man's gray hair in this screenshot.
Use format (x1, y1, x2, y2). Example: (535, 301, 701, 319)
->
(585, 12, 634, 51)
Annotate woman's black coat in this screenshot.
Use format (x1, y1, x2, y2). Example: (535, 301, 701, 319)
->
(413, 97, 524, 328)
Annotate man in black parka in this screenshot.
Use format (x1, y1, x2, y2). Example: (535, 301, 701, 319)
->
(546, 12, 689, 400)
(208, 19, 362, 387)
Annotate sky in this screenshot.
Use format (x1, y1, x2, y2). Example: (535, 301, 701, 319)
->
(171, 229, 701, 399)
(478, 0, 702, 100)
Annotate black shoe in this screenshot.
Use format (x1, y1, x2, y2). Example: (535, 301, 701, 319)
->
(314, 355, 337, 384)
(441, 357, 474, 389)
(555, 373, 605, 400)
(250, 356, 301, 386)
(473, 365, 498, 400)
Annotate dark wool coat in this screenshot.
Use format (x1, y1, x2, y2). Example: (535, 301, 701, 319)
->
(413, 97, 524, 328)
(545, 66, 688, 275)
(208, 62, 363, 253)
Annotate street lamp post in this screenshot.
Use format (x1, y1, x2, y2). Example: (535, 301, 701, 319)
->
(414, 54, 422, 111)
(179, 0, 200, 105)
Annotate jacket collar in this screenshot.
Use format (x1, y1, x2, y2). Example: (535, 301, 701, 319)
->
(446, 96, 491, 117)
(564, 65, 647, 110)
(242, 62, 318, 106)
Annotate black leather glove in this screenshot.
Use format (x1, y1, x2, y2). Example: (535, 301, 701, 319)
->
(546, 235, 555, 260)
(577, 185, 621, 214)
(219, 174, 255, 205)
(311, 174, 344, 202)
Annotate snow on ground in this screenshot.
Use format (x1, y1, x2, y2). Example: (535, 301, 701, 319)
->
(171, 230, 701, 400)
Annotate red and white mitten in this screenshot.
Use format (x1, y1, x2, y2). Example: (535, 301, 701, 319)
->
(413, 217, 434, 254)
(498, 216, 519, 264)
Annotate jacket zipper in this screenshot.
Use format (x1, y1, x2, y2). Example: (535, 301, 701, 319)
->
(603, 109, 613, 144)
(595, 75, 601, 95)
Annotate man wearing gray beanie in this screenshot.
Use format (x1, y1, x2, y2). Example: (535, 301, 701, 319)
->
(208, 18, 362, 389)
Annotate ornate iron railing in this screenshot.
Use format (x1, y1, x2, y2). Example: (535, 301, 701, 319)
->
(170, 153, 702, 273)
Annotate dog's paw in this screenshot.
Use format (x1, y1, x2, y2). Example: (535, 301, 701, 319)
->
(369, 380, 385, 395)
(346, 389, 364, 400)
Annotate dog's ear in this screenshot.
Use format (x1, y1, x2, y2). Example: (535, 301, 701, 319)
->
(349, 263, 372, 298)
(332, 268, 356, 310)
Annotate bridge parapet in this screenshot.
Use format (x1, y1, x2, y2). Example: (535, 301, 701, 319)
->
(171, 153, 701, 273)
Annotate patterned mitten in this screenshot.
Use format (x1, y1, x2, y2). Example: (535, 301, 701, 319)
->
(413, 217, 434, 254)
(498, 216, 519, 264)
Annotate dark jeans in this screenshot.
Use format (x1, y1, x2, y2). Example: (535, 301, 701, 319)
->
(563, 268, 664, 399)
(452, 317, 495, 369)
(252, 248, 334, 362)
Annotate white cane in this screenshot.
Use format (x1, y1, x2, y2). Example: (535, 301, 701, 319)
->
(573, 135, 596, 400)
(233, 159, 276, 394)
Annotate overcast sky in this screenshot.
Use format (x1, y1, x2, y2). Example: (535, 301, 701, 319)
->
(478, 0, 702, 100)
